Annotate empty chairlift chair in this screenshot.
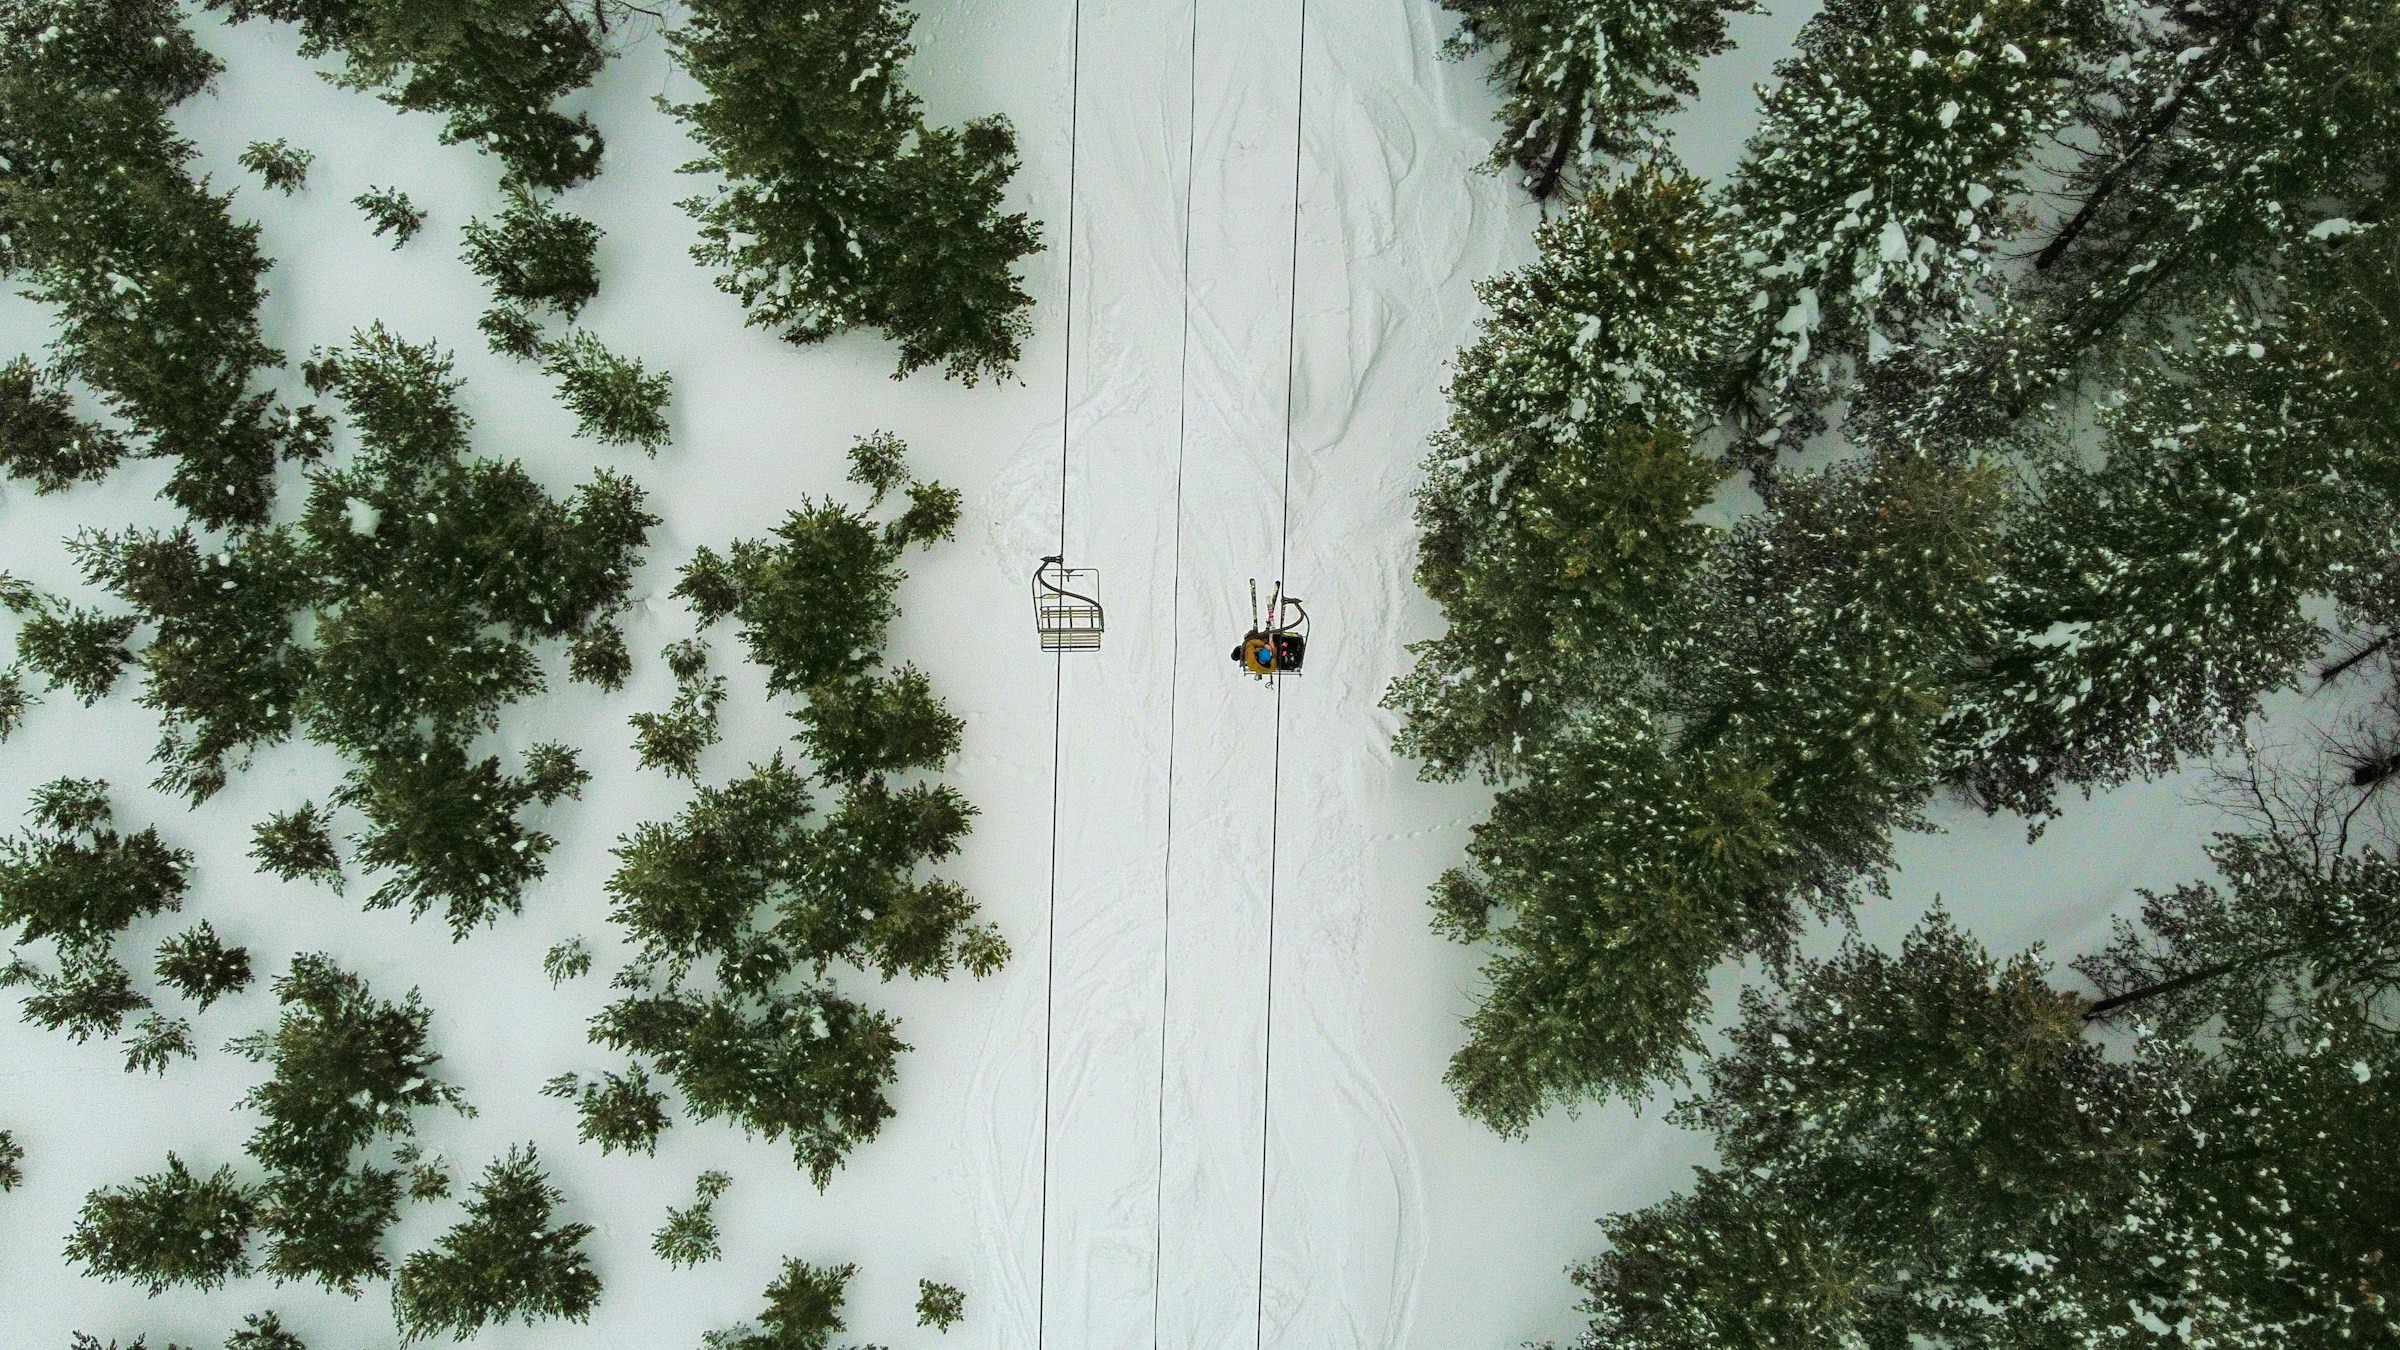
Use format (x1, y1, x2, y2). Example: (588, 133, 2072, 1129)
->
(1032, 555, 1105, 652)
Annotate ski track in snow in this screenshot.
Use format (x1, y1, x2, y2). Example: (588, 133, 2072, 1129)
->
(0, 0, 2246, 1345)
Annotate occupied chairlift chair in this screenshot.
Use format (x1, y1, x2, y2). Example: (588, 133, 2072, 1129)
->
(1032, 556, 1105, 652)
(1232, 578, 1307, 681)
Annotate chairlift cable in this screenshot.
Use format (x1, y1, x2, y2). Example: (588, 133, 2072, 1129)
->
(1255, 0, 1309, 1338)
(1151, 0, 1205, 1335)
(1035, 0, 1084, 1335)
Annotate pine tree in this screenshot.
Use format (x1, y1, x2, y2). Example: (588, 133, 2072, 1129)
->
(1566, 908, 2400, 1345)
(540, 330, 672, 452)
(7, 947, 151, 1042)
(706, 1259, 858, 1350)
(249, 805, 342, 892)
(651, 1170, 730, 1268)
(224, 1312, 305, 1350)
(13, 599, 137, 706)
(630, 639, 725, 779)
(76, 526, 315, 804)
(238, 139, 312, 194)
(542, 937, 592, 985)
(668, 0, 1040, 383)
(1719, 0, 2104, 462)
(0, 1127, 23, 1190)
(0, 0, 317, 526)
(593, 982, 902, 1189)
(915, 1279, 964, 1332)
(256, 1162, 403, 1293)
(66, 1154, 257, 1295)
(390, 1144, 599, 1343)
(337, 741, 583, 937)
(121, 1011, 194, 1074)
(154, 922, 252, 1010)
(461, 192, 602, 331)
(0, 779, 189, 954)
(202, 0, 611, 190)
(541, 1066, 670, 1156)
(1439, 0, 1755, 198)
(0, 356, 125, 493)
(354, 186, 426, 246)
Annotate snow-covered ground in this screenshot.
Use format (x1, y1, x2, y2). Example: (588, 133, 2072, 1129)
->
(0, 0, 2239, 1345)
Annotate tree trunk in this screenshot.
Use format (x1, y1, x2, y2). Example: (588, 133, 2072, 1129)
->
(2081, 947, 2297, 1020)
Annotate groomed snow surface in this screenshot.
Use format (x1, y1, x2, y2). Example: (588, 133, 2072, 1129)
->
(1, 0, 2237, 1345)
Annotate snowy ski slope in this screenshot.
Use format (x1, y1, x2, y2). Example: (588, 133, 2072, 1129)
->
(0, 0, 2244, 1344)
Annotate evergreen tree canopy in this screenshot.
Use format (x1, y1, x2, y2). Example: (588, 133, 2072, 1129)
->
(0, 1127, 22, 1190)
(1565, 910, 2400, 1346)
(668, 0, 1040, 383)
(706, 1258, 859, 1350)
(0, 356, 124, 493)
(0, 0, 319, 526)
(65, 1154, 257, 1296)
(1440, 0, 1754, 199)
(0, 779, 189, 954)
(461, 191, 601, 322)
(229, 953, 467, 1176)
(154, 922, 252, 1011)
(390, 1144, 598, 1343)
(202, 0, 611, 190)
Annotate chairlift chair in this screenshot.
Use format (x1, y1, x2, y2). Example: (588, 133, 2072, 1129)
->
(1032, 556, 1105, 652)
(1232, 579, 1307, 680)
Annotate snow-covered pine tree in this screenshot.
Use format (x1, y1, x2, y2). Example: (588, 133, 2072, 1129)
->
(248, 804, 343, 892)
(461, 191, 602, 349)
(1948, 230, 2400, 817)
(153, 923, 251, 1011)
(0, 0, 320, 527)
(1567, 908, 2400, 1345)
(706, 1259, 859, 1350)
(65, 1154, 258, 1295)
(237, 140, 312, 195)
(1384, 167, 1744, 785)
(652, 1170, 731, 1268)
(229, 953, 470, 1292)
(916, 1279, 965, 1332)
(202, 0, 612, 190)
(224, 1312, 305, 1350)
(354, 187, 426, 246)
(12, 598, 136, 706)
(0, 779, 189, 1048)
(668, 0, 1040, 383)
(1720, 0, 2103, 469)
(541, 1066, 670, 1156)
(540, 330, 673, 453)
(390, 1145, 598, 1342)
(630, 639, 726, 779)
(75, 526, 315, 804)
(0, 1127, 21, 1190)
(1439, 0, 1756, 199)
(0, 357, 124, 493)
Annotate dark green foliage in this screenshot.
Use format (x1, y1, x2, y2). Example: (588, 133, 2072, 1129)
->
(542, 936, 592, 985)
(706, 1259, 857, 1350)
(225, 1312, 305, 1350)
(257, 1162, 402, 1293)
(203, 0, 608, 190)
(541, 1066, 669, 1156)
(916, 1279, 964, 1332)
(0, 1126, 21, 1190)
(229, 953, 467, 1177)
(594, 982, 902, 1189)
(462, 193, 601, 323)
(668, 0, 1040, 383)
(1440, 0, 1753, 198)
(68, 1338, 187, 1350)
(155, 922, 252, 1010)
(391, 1144, 598, 1343)
(568, 622, 632, 690)
(14, 601, 137, 705)
(355, 186, 426, 245)
(1949, 236, 2400, 817)
(0, 779, 189, 953)
(630, 639, 725, 779)
(121, 1011, 194, 1074)
(250, 805, 342, 892)
(1565, 910, 2400, 1346)
(66, 1154, 256, 1295)
(652, 1169, 729, 1267)
(339, 742, 577, 937)
(0, 664, 29, 740)
(0, 357, 124, 492)
(7, 948, 150, 1042)
(0, 0, 315, 527)
(238, 139, 313, 194)
(77, 527, 313, 804)
(541, 330, 672, 452)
